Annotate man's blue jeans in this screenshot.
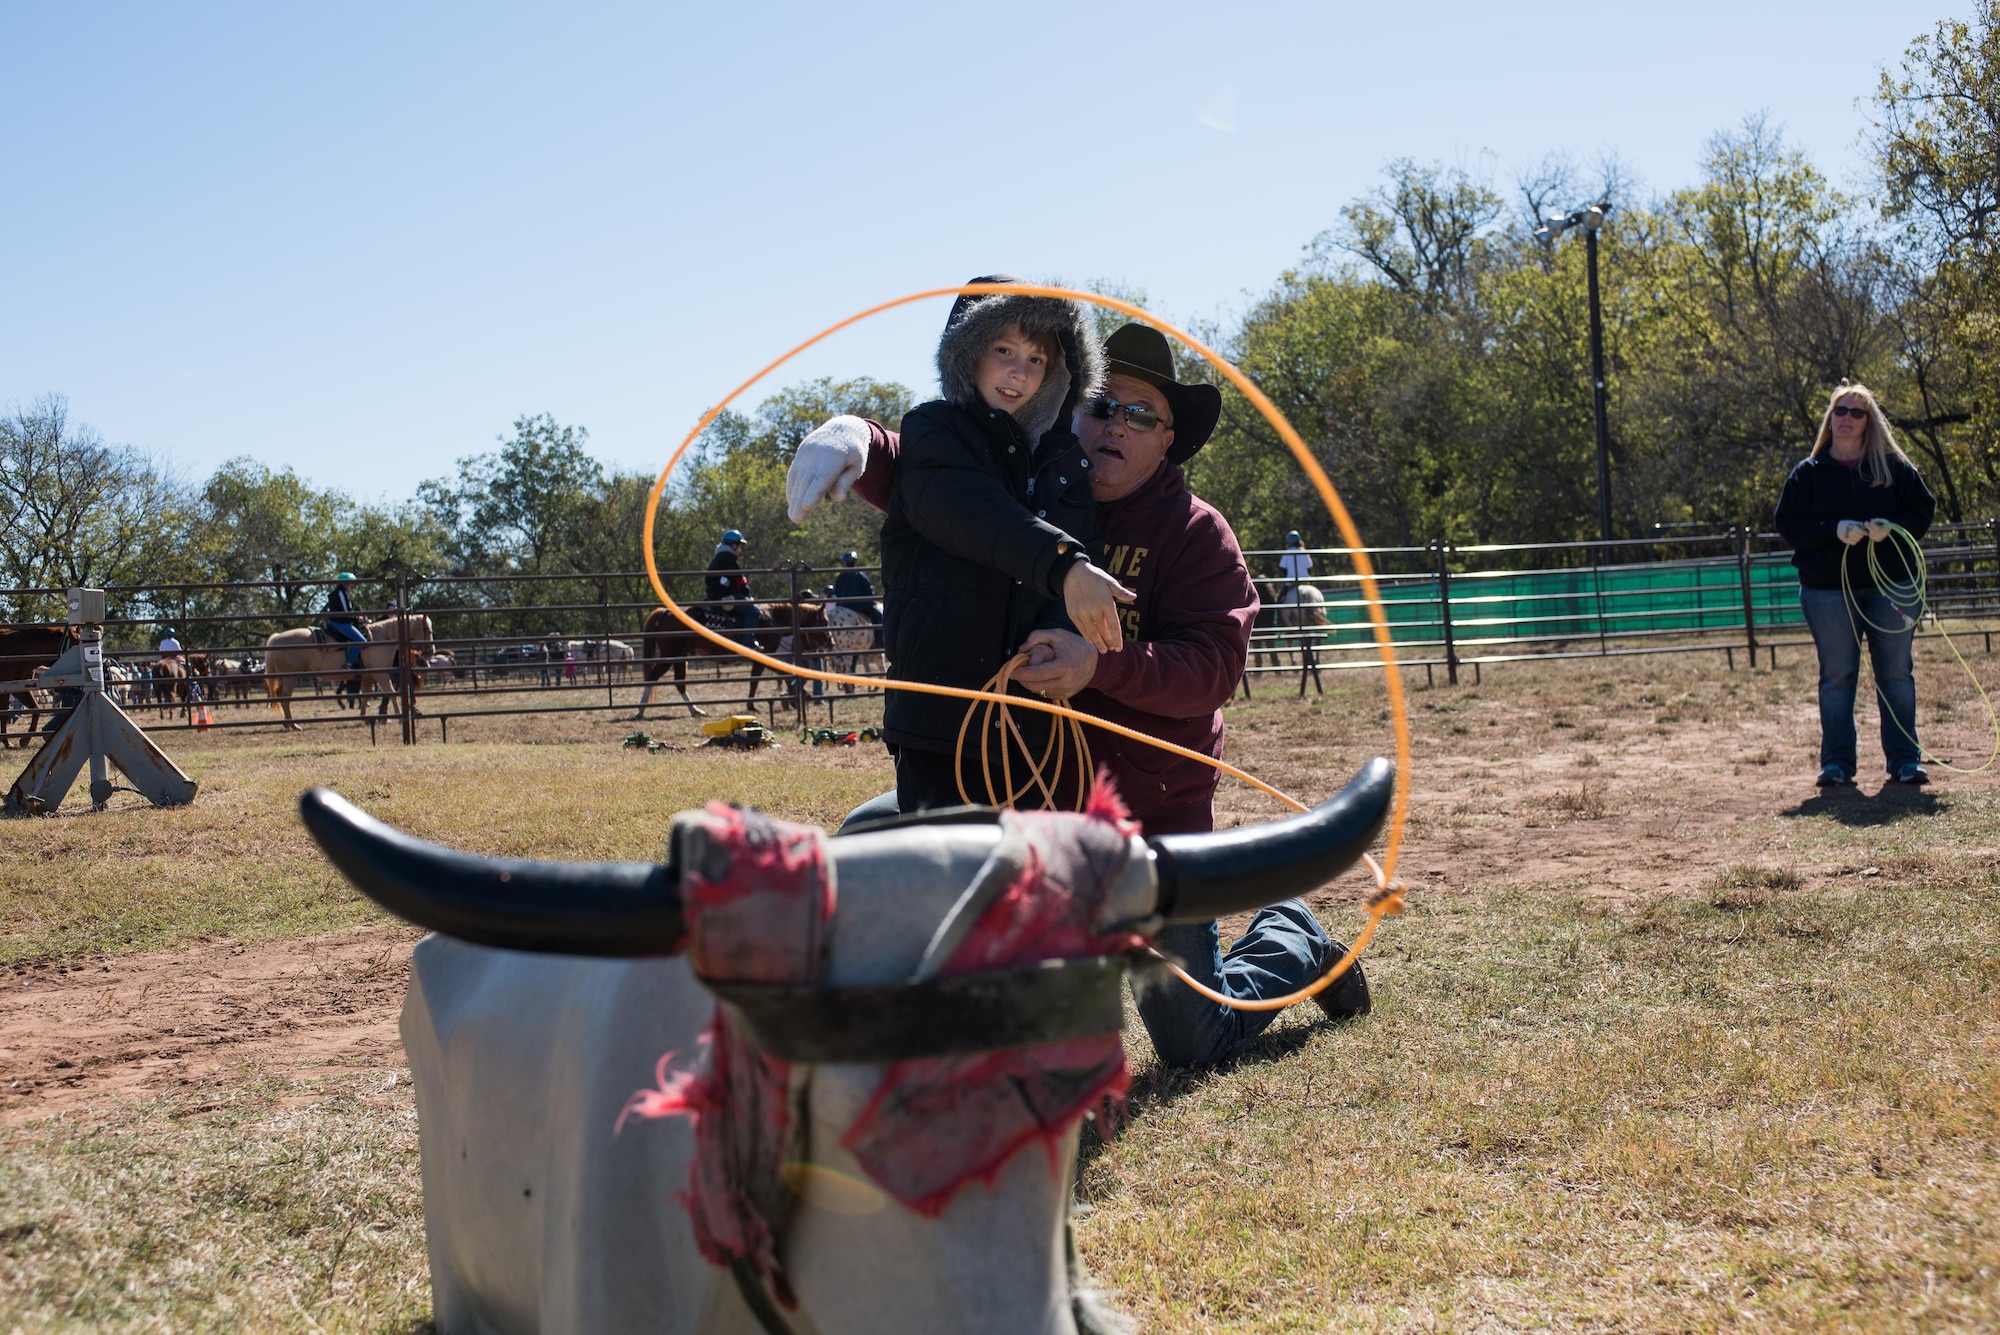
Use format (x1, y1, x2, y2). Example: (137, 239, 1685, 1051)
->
(834, 792, 1339, 1070)
(1799, 584, 1921, 777)
(1135, 902, 1334, 1069)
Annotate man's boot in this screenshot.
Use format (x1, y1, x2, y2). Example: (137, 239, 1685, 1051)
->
(1312, 949, 1371, 1021)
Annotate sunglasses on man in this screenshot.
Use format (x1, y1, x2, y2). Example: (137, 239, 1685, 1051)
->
(1831, 404, 1870, 419)
(1086, 396, 1173, 433)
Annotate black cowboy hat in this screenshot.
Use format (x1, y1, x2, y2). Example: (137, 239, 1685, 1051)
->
(1102, 323, 1222, 465)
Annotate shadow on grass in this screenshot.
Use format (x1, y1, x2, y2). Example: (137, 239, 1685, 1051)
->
(1076, 1019, 1330, 1171)
(1781, 785, 1944, 826)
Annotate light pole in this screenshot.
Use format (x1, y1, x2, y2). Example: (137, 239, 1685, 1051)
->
(1535, 203, 1614, 548)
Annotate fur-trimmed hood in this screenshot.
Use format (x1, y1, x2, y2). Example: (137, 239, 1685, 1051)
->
(936, 276, 1106, 445)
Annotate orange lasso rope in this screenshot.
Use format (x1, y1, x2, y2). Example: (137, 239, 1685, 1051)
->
(641, 283, 1413, 1014)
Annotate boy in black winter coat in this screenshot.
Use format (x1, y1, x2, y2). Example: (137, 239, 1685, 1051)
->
(881, 277, 1127, 809)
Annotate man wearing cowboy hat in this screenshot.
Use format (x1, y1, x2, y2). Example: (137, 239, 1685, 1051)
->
(787, 321, 1367, 1069)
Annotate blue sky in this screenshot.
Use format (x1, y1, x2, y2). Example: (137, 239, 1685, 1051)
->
(2, 1, 1956, 502)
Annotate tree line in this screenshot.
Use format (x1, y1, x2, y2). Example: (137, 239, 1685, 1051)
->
(6, 6, 1997, 637)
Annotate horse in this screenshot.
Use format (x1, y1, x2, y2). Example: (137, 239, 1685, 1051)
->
(603, 639, 635, 682)
(149, 656, 191, 715)
(263, 615, 434, 730)
(1254, 579, 1329, 669)
(822, 601, 883, 690)
(0, 626, 69, 748)
(208, 657, 261, 707)
(635, 602, 832, 719)
(103, 659, 135, 708)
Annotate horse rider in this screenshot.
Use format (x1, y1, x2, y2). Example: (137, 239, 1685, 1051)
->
(322, 572, 368, 673)
(156, 628, 184, 663)
(831, 549, 884, 646)
(1278, 529, 1314, 603)
(706, 529, 760, 639)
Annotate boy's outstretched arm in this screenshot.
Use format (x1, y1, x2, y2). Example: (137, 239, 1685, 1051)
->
(785, 416, 873, 522)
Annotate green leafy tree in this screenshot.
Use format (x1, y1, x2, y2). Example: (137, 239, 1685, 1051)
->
(0, 396, 200, 621)
(1871, 2, 2000, 514)
(422, 413, 606, 576)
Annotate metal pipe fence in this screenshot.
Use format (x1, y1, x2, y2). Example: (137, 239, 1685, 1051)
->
(5, 520, 1998, 739)
(1239, 519, 2000, 693)
(0, 564, 890, 743)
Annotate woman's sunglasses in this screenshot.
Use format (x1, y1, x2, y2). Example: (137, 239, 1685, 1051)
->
(1831, 404, 1870, 419)
(1086, 396, 1171, 433)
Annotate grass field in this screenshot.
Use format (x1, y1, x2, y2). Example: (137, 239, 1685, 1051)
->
(3, 649, 1998, 1330)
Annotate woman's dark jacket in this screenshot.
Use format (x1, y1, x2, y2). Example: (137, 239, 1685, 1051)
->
(323, 584, 360, 625)
(879, 284, 1105, 754)
(1774, 452, 1936, 591)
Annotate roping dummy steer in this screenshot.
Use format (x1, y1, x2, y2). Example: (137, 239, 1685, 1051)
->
(302, 758, 1394, 1334)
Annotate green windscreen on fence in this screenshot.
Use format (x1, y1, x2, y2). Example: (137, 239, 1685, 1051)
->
(1306, 555, 1809, 650)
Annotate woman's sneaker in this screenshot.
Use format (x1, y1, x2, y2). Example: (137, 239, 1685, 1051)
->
(1892, 763, 1931, 785)
(1815, 764, 1853, 788)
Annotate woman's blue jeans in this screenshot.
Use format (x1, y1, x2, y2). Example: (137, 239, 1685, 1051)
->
(1799, 584, 1921, 777)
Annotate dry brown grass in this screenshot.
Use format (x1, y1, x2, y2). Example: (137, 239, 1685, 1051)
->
(3, 1070, 428, 1332)
(1080, 864, 2000, 1331)
(0, 723, 891, 970)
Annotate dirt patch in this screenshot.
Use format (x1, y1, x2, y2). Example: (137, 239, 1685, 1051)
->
(1, 924, 421, 1125)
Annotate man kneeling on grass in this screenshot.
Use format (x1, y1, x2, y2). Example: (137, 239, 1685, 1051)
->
(787, 321, 1369, 1068)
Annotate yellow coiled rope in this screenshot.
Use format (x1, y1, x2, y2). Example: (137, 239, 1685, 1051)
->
(1838, 520, 1999, 773)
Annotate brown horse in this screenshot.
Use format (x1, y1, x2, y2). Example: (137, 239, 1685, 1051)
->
(634, 601, 831, 718)
(0, 625, 70, 748)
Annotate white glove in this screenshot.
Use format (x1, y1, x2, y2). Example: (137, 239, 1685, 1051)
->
(1837, 520, 1866, 546)
(1866, 518, 1890, 543)
(786, 416, 871, 523)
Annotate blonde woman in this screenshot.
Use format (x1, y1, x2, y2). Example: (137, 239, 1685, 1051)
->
(1774, 384, 1936, 788)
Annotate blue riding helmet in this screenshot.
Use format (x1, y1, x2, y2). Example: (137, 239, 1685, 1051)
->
(336, 571, 357, 581)
(1284, 531, 1303, 547)
(720, 529, 746, 546)
(840, 551, 859, 566)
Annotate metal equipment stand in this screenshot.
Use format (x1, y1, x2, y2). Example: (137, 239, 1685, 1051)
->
(4, 588, 197, 814)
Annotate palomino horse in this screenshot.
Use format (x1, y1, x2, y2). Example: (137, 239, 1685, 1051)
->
(822, 601, 883, 690)
(634, 602, 831, 718)
(263, 615, 434, 730)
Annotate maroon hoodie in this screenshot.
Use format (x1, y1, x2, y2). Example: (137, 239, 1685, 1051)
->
(853, 423, 1256, 835)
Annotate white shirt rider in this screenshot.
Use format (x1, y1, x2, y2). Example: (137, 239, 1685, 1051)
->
(1279, 547, 1313, 586)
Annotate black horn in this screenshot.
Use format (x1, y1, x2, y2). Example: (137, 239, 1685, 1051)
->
(1149, 758, 1395, 922)
(298, 787, 685, 957)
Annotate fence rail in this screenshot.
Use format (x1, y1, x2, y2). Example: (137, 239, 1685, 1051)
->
(5, 520, 1998, 738)
(1, 563, 890, 744)
(1238, 521, 2000, 692)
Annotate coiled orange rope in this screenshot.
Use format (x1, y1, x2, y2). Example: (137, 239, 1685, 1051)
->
(642, 283, 1412, 1013)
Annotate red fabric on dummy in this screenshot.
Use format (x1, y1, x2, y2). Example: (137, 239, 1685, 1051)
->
(840, 777, 1144, 1216)
(617, 803, 832, 1311)
(621, 783, 1145, 1294)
